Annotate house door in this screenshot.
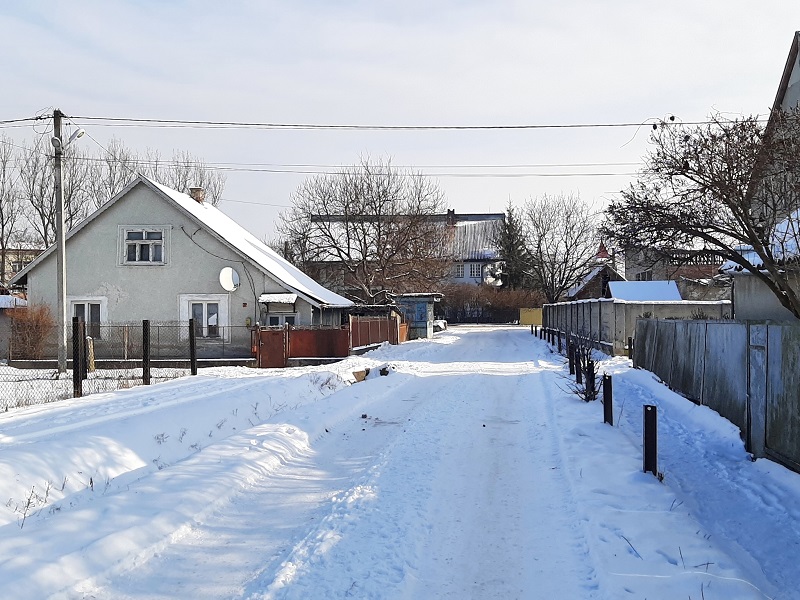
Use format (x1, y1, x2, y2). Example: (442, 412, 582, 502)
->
(74, 302, 101, 338)
(191, 302, 219, 338)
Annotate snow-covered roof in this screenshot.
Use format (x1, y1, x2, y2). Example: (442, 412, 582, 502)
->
(11, 176, 353, 309)
(144, 178, 353, 308)
(258, 293, 298, 304)
(450, 219, 501, 261)
(0, 295, 26, 309)
(608, 280, 682, 301)
(567, 266, 603, 298)
(566, 263, 625, 299)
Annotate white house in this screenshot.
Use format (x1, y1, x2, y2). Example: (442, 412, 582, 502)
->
(447, 212, 505, 285)
(10, 175, 353, 345)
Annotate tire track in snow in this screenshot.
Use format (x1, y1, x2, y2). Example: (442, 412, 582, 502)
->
(249, 329, 600, 599)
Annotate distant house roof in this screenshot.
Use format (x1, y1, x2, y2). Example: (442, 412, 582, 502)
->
(771, 30, 800, 113)
(566, 264, 625, 299)
(451, 219, 502, 261)
(608, 280, 682, 301)
(11, 175, 354, 309)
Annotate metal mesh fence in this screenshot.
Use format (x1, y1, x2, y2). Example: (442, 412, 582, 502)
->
(1, 321, 254, 410)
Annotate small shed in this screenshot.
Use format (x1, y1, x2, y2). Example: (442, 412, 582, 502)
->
(391, 293, 443, 340)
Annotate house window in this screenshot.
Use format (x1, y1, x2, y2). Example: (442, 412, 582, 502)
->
(469, 263, 482, 278)
(454, 264, 464, 278)
(267, 314, 296, 327)
(191, 301, 220, 338)
(636, 269, 653, 281)
(121, 227, 166, 264)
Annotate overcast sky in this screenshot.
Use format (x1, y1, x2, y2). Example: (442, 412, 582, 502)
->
(2, 1, 799, 241)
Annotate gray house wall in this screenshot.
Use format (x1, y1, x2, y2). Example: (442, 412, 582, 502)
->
(24, 182, 318, 333)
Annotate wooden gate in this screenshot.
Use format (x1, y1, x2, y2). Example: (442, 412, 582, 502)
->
(256, 328, 287, 368)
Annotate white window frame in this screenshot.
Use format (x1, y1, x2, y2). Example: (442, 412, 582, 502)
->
(266, 313, 298, 327)
(454, 263, 465, 278)
(469, 263, 483, 278)
(119, 225, 170, 266)
(68, 296, 108, 339)
(178, 294, 229, 341)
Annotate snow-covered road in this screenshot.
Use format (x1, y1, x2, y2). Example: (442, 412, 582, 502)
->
(0, 325, 797, 599)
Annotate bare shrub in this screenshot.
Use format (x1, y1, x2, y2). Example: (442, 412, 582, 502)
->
(9, 304, 55, 360)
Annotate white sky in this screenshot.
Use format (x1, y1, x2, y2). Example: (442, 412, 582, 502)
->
(2, 1, 799, 241)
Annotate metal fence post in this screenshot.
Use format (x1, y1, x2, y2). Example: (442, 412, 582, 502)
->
(603, 374, 613, 425)
(627, 336, 634, 360)
(568, 341, 575, 375)
(189, 318, 198, 376)
(576, 348, 583, 385)
(142, 319, 150, 385)
(80, 320, 88, 381)
(72, 317, 82, 398)
(557, 332, 562, 354)
(586, 359, 596, 400)
(643, 404, 658, 476)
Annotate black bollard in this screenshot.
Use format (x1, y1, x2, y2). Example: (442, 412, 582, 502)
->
(568, 342, 575, 375)
(603, 374, 613, 425)
(643, 405, 658, 476)
(586, 359, 596, 400)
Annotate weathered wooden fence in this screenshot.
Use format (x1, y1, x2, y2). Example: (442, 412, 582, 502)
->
(634, 318, 800, 473)
(542, 299, 731, 355)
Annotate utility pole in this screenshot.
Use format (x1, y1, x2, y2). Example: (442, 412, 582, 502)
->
(52, 109, 67, 373)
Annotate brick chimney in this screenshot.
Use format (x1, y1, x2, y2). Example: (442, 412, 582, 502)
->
(189, 187, 205, 204)
(446, 208, 456, 226)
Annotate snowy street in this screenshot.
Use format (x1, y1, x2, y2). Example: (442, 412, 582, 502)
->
(1, 326, 798, 599)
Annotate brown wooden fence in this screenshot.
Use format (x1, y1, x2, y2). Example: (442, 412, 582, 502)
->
(350, 315, 401, 347)
(254, 316, 406, 368)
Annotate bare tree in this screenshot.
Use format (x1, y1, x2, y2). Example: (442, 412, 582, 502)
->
(523, 193, 599, 304)
(602, 109, 800, 318)
(278, 158, 452, 303)
(15, 134, 227, 248)
(87, 138, 140, 209)
(155, 150, 226, 206)
(0, 137, 23, 282)
(18, 137, 55, 246)
(61, 144, 94, 230)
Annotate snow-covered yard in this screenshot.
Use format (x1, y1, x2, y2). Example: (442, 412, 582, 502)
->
(0, 325, 797, 599)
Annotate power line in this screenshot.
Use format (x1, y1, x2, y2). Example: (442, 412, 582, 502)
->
(220, 198, 291, 207)
(66, 115, 734, 131)
(0, 116, 45, 126)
